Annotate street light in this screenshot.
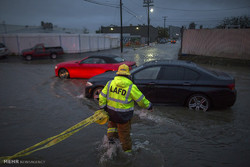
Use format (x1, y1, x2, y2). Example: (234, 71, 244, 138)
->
(150, 8, 154, 13)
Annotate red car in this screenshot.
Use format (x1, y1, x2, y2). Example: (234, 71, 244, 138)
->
(55, 55, 136, 79)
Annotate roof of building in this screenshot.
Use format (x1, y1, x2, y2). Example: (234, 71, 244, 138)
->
(0, 24, 85, 34)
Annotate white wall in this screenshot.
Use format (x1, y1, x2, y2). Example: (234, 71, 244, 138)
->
(0, 33, 120, 55)
(182, 29, 250, 60)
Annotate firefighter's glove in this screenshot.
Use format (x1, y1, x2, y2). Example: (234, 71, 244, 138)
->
(148, 104, 153, 112)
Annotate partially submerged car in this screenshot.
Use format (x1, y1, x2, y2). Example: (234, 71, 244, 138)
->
(55, 54, 136, 79)
(85, 60, 236, 111)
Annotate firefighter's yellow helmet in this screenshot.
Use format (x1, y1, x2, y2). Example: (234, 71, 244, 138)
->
(116, 64, 131, 76)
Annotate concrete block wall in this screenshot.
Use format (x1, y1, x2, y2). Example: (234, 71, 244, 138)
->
(0, 33, 120, 55)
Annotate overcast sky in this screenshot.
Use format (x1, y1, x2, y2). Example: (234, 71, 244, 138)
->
(1, 0, 250, 32)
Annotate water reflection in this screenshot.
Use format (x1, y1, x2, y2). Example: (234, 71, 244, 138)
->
(49, 78, 87, 99)
(154, 106, 234, 126)
(144, 53, 155, 62)
(133, 53, 140, 65)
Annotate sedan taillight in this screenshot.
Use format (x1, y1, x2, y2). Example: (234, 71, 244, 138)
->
(228, 83, 235, 90)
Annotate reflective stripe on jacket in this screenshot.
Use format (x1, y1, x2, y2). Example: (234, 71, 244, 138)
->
(99, 76, 152, 123)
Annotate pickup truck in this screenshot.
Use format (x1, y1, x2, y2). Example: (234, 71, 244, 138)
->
(21, 43, 64, 61)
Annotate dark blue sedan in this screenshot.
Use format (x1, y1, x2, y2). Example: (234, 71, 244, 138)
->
(85, 60, 237, 111)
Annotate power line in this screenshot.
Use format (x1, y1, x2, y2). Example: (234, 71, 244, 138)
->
(83, 0, 249, 28)
(83, 0, 119, 8)
(83, 0, 144, 23)
(152, 15, 250, 22)
(154, 5, 250, 12)
(83, 0, 145, 25)
(123, 5, 144, 24)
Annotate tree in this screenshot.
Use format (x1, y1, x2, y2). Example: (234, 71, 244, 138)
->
(41, 21, 53, 30)
(157, 26, 169, 38)
(83, 27, 89, 34)
(216, 15, 250, 29)
(96, 27, 101, 33)
(188, 22, 196, 29)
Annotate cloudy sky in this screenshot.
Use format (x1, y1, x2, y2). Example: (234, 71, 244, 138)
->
(1, 0, 250, 32)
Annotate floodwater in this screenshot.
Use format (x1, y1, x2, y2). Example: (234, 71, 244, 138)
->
(1, 42, 250, 167)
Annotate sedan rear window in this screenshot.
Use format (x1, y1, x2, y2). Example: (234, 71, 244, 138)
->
(184, 68, 200, 80)
(159, 66, 200, 80)
(159, 66, 184, 80)
(134, 66, 161, 80)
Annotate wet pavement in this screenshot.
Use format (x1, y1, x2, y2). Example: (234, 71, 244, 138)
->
(0, 42, 250, 167)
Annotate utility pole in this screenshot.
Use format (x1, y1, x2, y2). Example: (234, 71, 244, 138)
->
(163, 16, 167, 38)
(120, 0, 123, 53)
(143, 0, 154, 46)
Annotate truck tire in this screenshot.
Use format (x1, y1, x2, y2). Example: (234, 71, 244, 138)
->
(51, 53, 57, 59)
(25, 55, 32, 61)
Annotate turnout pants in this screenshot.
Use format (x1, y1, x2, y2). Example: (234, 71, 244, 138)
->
(107, 120, 132, 152)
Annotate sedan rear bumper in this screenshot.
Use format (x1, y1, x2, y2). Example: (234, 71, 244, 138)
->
(211, 90, 237, 108)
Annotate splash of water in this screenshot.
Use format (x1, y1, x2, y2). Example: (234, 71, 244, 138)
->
(98, 136, 121, 163)
(133, 139, 150, 151)
(76, 94, 84, 99)
(97, 135, 132, 166)
(134, 109, 165, 124)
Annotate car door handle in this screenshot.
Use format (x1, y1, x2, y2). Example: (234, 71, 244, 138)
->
(183, 82, 191, 86)
(147, 82, 156, 87)
(148, 82, 156, 85)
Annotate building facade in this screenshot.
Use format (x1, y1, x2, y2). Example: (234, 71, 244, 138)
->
(0, 24, 84, 34)
(101, 25, 158, 44)
(169, 26, 181, 39)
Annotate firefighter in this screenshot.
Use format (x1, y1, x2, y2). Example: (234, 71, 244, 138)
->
(99, 64, 153, 153)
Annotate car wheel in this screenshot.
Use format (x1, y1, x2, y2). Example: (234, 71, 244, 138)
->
(187, 94, 210, 112)
(92, 87, 103, 101)
(51, 53, 57, 59)
(25, 55, 32, 61)
(58, 68, 69, 79)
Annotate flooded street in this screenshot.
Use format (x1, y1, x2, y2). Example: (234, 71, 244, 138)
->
(1, 43, 250, 167)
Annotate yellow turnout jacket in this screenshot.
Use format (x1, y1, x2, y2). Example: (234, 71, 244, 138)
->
(99, 75, 152, 123)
